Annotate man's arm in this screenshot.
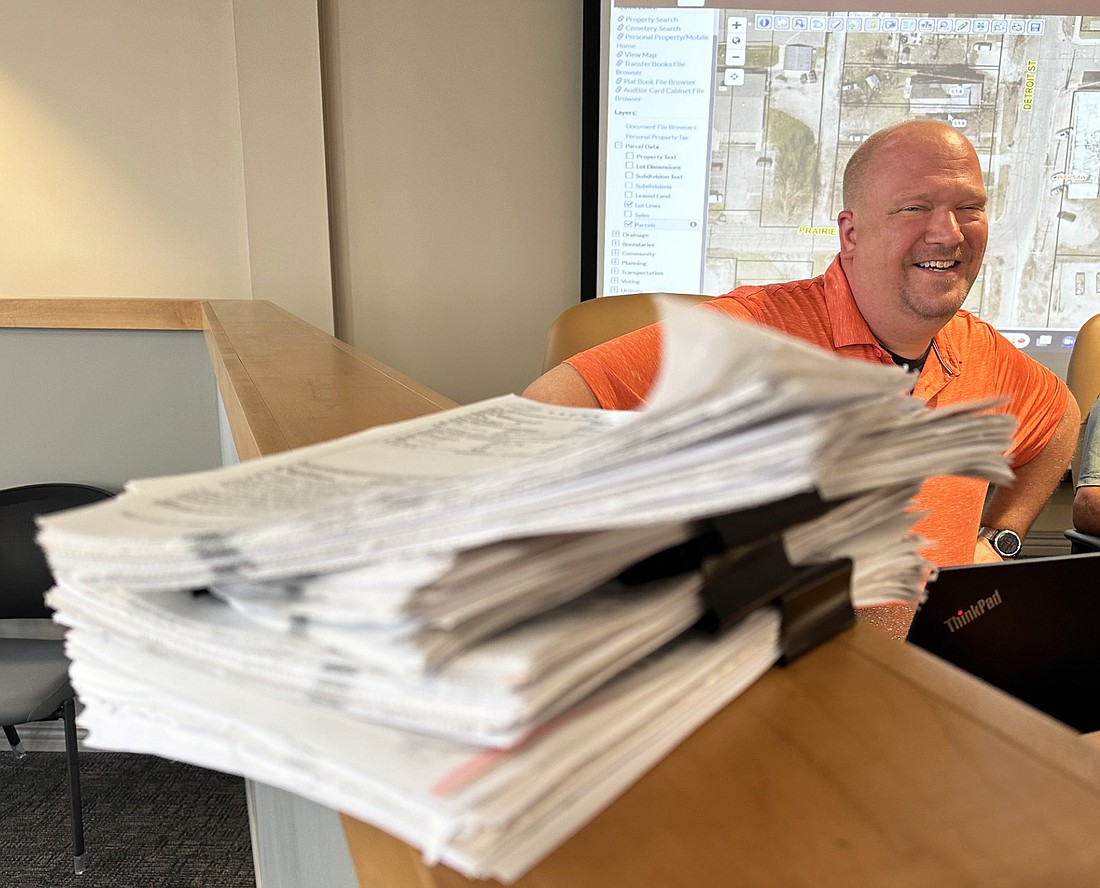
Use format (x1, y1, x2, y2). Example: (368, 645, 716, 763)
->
(522, 363, 600, 408)
(976, 395, 1081, 562)
(1074, 487, 1100, 536)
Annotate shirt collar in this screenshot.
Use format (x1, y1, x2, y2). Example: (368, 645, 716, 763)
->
(822, 256, 878, 349)
(822, 254, 962, 377)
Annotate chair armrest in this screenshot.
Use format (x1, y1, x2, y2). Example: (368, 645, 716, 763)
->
(1064, 528, 1100, 554)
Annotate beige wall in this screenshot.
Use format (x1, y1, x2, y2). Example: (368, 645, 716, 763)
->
(321, 1, 584, 403)
(0, 0, 333, 332)
(1, 1, 583, 400)
(233, 0, 334, 332)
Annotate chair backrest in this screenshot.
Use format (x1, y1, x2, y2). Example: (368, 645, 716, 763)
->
(0, 483, 114, 619)
(1066, 314, 1100, 483)
(541, 292, 710, 374)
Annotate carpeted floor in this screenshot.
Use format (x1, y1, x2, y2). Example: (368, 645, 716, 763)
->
(0, 750, 255, 888)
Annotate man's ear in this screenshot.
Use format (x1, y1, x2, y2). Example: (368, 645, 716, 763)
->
(837, 209, 856, 259)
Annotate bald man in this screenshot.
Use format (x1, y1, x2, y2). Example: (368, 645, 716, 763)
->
(525, 120, 1078, 569)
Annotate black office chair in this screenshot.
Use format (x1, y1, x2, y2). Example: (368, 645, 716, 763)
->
(0, 483, 114, 874)
(1065, 529, 1100, 554)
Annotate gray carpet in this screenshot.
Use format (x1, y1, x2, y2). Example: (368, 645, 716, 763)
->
(0, 750, 254, 888)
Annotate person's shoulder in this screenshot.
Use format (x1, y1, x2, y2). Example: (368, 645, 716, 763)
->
(715, 275, 822, 299)
(946, 310, 1067, 391)
(710, 275, 824, 310)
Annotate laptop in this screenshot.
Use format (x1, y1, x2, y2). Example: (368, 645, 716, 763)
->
(906, 552, 1100, 733)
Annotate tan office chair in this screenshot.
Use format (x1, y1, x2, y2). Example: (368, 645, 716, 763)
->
(1067, 313, 1100, 485)
(541, 292, 710, 374)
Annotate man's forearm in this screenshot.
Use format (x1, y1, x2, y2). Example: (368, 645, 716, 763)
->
(982, 396, 1081, 537)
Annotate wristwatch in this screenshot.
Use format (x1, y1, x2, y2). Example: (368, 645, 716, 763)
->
(978, 526, 1023, 559)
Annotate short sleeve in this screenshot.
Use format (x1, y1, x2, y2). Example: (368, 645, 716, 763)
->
(1078, 396, 1100, 489)
(564, 323, 664, 410)
(563, 299, 758, 411)
(982, 331, 1070, 468)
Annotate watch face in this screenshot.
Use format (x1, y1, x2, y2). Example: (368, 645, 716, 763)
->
(994, 530, 1022, 557)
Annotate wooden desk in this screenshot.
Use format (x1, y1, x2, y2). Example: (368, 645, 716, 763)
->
(342, 621, 1100, 887)
(7, 297, 1100, 886)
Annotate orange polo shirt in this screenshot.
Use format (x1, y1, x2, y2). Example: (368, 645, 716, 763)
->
(566, 257, 1069, 567)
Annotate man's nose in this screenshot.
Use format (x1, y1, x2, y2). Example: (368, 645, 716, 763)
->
(926, 209, 965, 245)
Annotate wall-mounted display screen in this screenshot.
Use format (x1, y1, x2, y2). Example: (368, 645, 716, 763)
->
(589, 1, 1100, 376)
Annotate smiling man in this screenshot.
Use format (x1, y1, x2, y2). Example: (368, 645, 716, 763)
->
(525, 120, 1079, 569)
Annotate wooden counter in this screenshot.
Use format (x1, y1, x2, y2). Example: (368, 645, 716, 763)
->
(7, 297, 1100, 886)
(0, 296, 456, 461)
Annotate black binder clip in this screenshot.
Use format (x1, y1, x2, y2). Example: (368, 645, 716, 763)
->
(695, 533, 854, 664)
(616, 491, 854, 662)
(618, 490, 837, 586)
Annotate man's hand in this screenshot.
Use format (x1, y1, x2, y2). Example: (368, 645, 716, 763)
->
(973, 536, 1004, 564)
(981, 395, 1080, 554)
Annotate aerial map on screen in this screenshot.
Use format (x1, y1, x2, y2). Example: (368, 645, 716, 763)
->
(601, 3, 1100, 364)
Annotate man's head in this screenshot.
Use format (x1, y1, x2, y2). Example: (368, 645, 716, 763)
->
(837, 120, 988, 354)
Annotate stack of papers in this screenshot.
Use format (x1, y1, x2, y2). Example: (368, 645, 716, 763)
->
(39, 302, 1015, 881)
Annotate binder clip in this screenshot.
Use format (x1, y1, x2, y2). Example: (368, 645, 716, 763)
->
(695, 534, 853, 664)
(618, 490, 854, 664)
(618, 490, 837, 586)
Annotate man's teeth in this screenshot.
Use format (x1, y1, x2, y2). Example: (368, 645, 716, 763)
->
(917, 260, 956, 269)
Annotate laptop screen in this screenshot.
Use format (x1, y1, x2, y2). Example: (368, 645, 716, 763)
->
(907, 553, 1100, 733)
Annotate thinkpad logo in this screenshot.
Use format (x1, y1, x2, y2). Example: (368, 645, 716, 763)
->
(944, 590, 1002, 633)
